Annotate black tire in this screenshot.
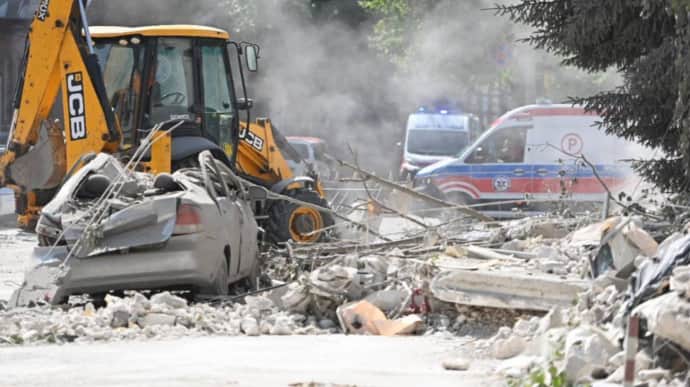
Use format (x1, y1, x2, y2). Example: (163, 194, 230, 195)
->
(246, 253, 262, 290)
(266, 189, 335, 244)
(445, 192, 473, 206)
(201, 257, 229, 296)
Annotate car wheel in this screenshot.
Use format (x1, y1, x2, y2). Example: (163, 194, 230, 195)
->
(266, 189, 335, 244)
(202, 257, 229, 296)
(446, 192, 473, 206)
(246, 254, 262, 291)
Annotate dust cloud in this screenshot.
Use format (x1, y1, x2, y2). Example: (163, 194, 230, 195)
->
(89, 0, 621, 175)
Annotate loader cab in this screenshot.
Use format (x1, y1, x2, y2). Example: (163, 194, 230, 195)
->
(91, 26, 248, 166)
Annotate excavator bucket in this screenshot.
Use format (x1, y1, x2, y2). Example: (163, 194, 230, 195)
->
(8, 122, 66, 190)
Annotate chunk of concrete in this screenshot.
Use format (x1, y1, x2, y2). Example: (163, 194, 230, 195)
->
(608, 351, 625, 369)
(269, 316, 294, 335)
(564, 326, 618, 383)
(537, 307, 564, 334)
(150, 292, 187, 309)
(605, 366, 624, 383)
(442, 358, 470, 371)
(430, 269, 588, 311)
(280, 283, 310, 313)
(625, 223, 658, 257)
(240, 317, 260, 336)
(137, 313, 177, 328)
(245, 296, 274, 311)
(110, 310, 130, 329)
(364, 289, 408, 314)
(492, 335, 527, 359)
(638, 368, 670, 382)
(633, 292, 690, 352)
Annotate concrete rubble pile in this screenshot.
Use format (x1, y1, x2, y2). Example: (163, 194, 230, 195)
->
(3, 163, 690, 387)
(454, 215, 690, 386)
(0, 291, 333, 345)
(262, 214, 595, 336)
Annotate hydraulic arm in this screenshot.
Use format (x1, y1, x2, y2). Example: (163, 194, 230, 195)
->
(0, 0, 121, 227)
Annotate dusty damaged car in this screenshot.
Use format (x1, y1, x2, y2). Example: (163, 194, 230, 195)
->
(11, 151, 261, 306)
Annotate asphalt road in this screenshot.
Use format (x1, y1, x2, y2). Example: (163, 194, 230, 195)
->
(0, 335, 502, 387)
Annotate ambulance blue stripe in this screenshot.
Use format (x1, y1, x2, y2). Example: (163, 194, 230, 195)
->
(417, 164, 629, 179)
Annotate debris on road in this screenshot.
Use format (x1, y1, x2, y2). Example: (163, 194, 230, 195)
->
(336, 300, 424, 336)
(431, 269, 587, 312)
(1, 157, 690, 386)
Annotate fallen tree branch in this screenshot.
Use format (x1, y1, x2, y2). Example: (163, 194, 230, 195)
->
(336, 159, 493, 222)
(546, 144, 664, 222)
(291, 235, 426, 256)
(348, 146, 430, 230)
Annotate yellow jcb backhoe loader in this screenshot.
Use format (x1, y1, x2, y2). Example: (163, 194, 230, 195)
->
(0, 0, 333, 243)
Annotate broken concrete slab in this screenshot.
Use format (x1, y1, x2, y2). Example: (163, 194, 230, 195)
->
(492, 335, 527, 359)
(442, 358, 471, 371)
(240, 317, 260, 336)
(110, 310, 130, 329)
(633, 292, 690, 352)
(504, 217, 570, 240)
(137, 313, 177, 328)
(537, 307, 564, 334)
(564, 325, 618, 383)
(364, 289, 408, 314)
(269, 316, 294, 335)
(637, 368, 671, 382)
(430, 269, 588, 311)
(150, 292, 187, 309)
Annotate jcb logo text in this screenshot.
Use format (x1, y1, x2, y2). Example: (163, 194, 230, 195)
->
(67, 72, 87, 140)
(36, 0, 50, 21)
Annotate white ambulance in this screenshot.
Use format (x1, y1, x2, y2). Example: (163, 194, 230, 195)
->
(399, 108, 481, 180)
(414, 104, 646, 214)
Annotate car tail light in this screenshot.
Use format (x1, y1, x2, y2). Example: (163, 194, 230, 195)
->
(173, 203, 204, 235)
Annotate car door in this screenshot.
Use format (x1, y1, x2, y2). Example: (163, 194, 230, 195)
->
(235, 197, 258, 277)
(201, 156, 243, 280)
(465, 126, 531, 201)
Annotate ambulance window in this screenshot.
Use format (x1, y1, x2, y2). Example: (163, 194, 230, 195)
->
(469, 117, 482, 140)
(467, 128, 527, 164)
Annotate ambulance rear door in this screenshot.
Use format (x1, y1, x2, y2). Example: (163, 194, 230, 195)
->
(526, 115, 600, 200)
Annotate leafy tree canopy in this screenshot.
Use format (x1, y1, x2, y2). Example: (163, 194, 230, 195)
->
(497, 0, 690, 192)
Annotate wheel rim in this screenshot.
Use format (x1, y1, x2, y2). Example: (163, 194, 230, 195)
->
(288, 206, 323, 243)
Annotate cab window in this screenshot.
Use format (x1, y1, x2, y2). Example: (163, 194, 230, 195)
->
(149, 38, 195, 125)
(466, 128, 527, 164)
(95, 42, 144, 147)
(200, 44, 235, 146)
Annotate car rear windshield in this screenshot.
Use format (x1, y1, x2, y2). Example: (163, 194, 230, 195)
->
(406, 130, 469, 156)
